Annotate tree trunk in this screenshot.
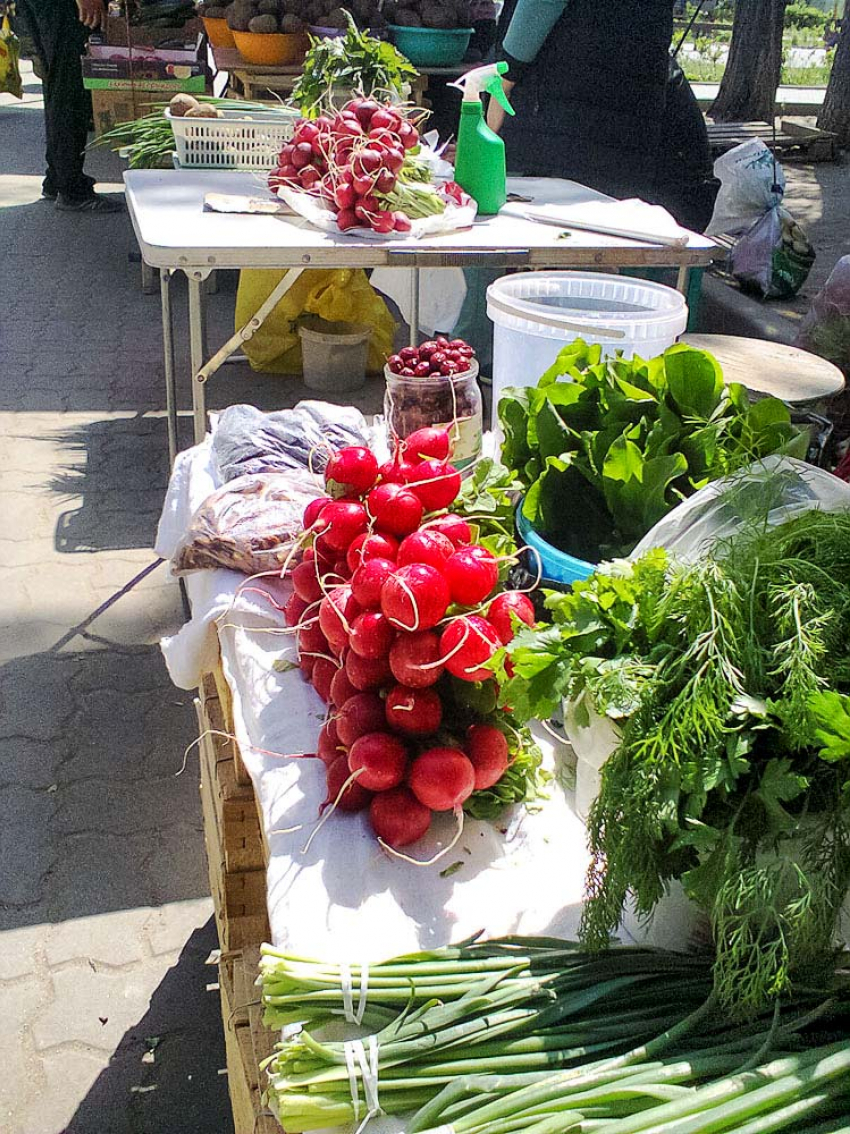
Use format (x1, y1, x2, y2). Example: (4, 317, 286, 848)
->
(818, 8, 850, 145)
(710, 0, 789, 122)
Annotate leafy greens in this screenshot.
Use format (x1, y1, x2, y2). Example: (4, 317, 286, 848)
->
(499, 339, 806, 562)
(501, 509, 850, 1014)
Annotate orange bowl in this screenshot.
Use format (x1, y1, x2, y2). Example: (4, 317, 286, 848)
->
(202, 16, 235, 48)
(232, 30, 308, 65)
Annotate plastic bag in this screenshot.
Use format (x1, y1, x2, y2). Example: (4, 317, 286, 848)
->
(631, 455, 850, 563)
(171, 470, 320, 576)
(210, 401, 370, 482)
(706, 139, 814, 299)
(729, 204, 815, 299)
(0, 13, 23, 99)
(707, 139, 784, 237)
(794, 255, 850, 376)
(235, 268, 395, 375)
(276, 179, 477, 240)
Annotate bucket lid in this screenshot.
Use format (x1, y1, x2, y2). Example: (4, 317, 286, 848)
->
(298, 317, 372, 346)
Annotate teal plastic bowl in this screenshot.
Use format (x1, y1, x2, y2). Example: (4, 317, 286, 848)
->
(388, 24, 473, 66)
(516, 503, 596, 588)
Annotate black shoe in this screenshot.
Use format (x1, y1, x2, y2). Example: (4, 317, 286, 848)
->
(55, 193, 125, 214)
(41, 189, 58, 202)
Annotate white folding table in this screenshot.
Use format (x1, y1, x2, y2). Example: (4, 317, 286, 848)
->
(124, 170, 716, 461)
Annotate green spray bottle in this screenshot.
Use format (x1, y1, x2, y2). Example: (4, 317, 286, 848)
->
(450, 62, 515, 216)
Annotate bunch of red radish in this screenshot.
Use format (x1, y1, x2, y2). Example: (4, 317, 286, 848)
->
(268, 99, 420, 234)
(283, 429, 536, 852)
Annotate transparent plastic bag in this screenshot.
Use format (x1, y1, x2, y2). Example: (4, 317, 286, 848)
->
(707, 139, 784, 238)
(729, 205, 815, 299)
(171, 470, 320, 576)
(631, 455, 850, 563)
(794, 254, 850, 376)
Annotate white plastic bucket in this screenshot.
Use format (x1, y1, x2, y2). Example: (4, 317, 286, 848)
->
(487, 272, 688, 411)
(298, 318, 371, 393)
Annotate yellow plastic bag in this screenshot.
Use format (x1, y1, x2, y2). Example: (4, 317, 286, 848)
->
(235, 268, 396, 375)
(0, 13, 23, 99)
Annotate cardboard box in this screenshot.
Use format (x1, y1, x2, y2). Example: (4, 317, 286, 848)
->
(88, 37, 202, 62)
(82, 54, 207, 91)
(90, 86, 173, 135)
(98, 13, 203, 49)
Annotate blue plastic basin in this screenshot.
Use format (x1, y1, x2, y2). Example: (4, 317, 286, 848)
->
(388, 24, 473, 66)
(516, 503, 596, 588)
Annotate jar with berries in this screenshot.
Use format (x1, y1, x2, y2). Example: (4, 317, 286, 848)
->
(384, 337, 483, 473)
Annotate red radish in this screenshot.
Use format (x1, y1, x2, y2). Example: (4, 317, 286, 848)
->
(300, 652, 315, 680)
(311, 656, 339, 703)
(330, 665, 358, 708)
(487, 592, 536, 645)
(402, 427, 451, 463)
(345, 649, 392, 692)
(385, 685, 442, 735)
(303, 496, 332, 529)
(337, 208, 358, 232)
(393, 212, 412, 233)
(388, 631, 444, 688)
(367, 483, 423, 537)
(324, 446, 379, 497)
(439, 615, 501, 682)
(369, 787, 431, 847)
(351, 98, 380, 127)
(381, 564, 450, 632)
(347, 532, 398, 574)
(333, 558, 351, 582)
(370, 107, 401, 132)
(444, 546, 499, 606)
(351, 557, 396, 610)
(407, 460, 462, 513)
(336, 692, 386, 747)
(292, 560, 323, 604)
(318, 586, 359, 654)
(318, 721, 344, 766)
(348, 732, 408, 791)
(427, 514, 472, 547)
(313, 532, 339, 568)
(465, 724, 509, 789)
(323, 755, 372, 813)
(334, 180, 356, 210)
(315, 500, 368, 552)
(349, 610, 395, 659)
(297, 619, 328, 658)
(284, 591, 309, 628)
(409, 748, 475, 811)
(397, 529, 454, 571)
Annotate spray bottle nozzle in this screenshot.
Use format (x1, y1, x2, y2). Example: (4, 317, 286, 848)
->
(450, 60, 515, 116)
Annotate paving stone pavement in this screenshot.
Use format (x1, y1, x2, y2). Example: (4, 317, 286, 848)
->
(0, 61, 384, 1134)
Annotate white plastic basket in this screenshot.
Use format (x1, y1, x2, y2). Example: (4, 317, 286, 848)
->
(166, 107, 299, 170)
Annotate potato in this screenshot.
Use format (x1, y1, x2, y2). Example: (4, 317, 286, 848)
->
(185, 103, 223, 117)
(169, 92, 200, 115)
(249, 12, 278, 29)
(282, 0, 300, 11)
(325, 5, 349, 26)
(226, 2, 254, 30)
(258, 0, 279, 11)
(280, 12, 305, 31)
(394, 7, 423, 24)
(204, 5, 228, 16)
(420, 1, 454, 28)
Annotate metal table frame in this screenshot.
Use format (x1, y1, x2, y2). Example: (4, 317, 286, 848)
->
(126, 171, 716, 464)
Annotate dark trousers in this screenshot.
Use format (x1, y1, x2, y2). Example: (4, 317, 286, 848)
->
(18, 0, 94, 199)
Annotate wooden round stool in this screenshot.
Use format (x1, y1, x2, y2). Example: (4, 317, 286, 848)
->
(680, 334, 845, 404)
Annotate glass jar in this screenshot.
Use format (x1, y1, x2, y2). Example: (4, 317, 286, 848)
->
(384, 360, 483, 473)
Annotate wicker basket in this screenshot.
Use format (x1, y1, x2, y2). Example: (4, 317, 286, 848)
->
(166, 106, 298, 170)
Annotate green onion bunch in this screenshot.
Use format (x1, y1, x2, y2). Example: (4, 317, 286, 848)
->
(258, 935, 850, 1133)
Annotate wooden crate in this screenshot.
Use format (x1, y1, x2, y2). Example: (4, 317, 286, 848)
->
(706, 119, 837, 163)
(219, 948, 280, 1134)
(196, 694, 270, 954)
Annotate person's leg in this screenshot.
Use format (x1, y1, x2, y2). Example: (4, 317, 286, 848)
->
(19, 0, 115, 208)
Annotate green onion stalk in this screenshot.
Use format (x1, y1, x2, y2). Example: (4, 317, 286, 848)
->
(256, 936, 850, 1133)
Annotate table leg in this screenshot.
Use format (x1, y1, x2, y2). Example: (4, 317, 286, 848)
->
(160, 268, 179, 466)
(676, 266, 689, 296)
(409, 267, 420, 347)
(188, 273, 208, 445)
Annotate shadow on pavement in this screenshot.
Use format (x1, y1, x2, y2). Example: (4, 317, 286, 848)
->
(63, 918, 235, 1134)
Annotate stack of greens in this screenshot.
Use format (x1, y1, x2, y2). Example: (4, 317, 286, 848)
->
(501, 508, 850, 1014)
(257, 935, 850, 1133)
(499, 340, 806, 563)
